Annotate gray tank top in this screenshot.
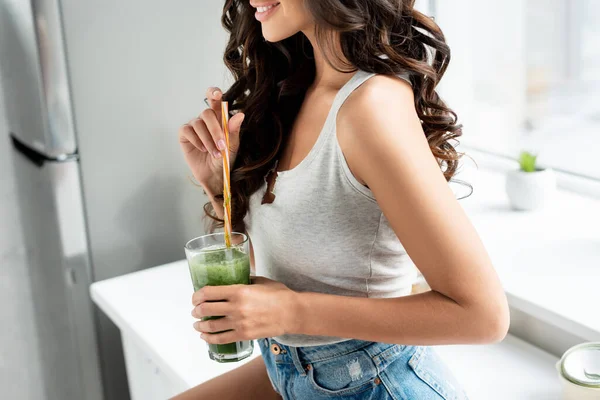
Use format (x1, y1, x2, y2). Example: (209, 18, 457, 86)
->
(245, 70, 417, 347)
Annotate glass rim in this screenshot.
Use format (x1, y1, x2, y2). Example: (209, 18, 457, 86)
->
(559, 342, 600, 388)
(184, 232, 248, 252)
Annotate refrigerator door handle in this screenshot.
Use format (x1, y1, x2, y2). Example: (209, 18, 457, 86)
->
(10, 133, 46, 168)
(11, 133, 78, 167)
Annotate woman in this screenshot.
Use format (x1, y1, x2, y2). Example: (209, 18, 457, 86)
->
(176, 0, 508, 398)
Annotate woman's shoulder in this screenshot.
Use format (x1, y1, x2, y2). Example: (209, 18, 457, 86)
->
(359, 72, 413, 96)
(338, 73, 418, 136)
(335, 72, 426, 185)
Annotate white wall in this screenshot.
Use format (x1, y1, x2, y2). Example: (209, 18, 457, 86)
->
(59, 1, 228, 398)
(0, 65, 45, 400)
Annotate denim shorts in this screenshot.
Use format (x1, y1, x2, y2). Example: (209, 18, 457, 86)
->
(258, 337, 468, 400)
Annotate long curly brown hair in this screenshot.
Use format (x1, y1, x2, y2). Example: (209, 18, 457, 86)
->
(207, 0, 464, 232)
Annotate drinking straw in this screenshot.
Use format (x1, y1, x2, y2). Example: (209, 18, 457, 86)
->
(221, 101, 233, 247)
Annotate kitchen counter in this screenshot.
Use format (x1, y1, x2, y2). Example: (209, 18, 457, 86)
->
(459, 168, 600, 342)
(91, 260, 561, 399)
(90, 166, 600, 399)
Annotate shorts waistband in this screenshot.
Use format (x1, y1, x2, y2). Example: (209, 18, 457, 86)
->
(268, 337, 399, 364)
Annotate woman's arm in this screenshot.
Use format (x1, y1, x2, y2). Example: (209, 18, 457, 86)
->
(170, 356, 280, 400)
(289, 75, 508, 345)
(191, 75, 508, 347)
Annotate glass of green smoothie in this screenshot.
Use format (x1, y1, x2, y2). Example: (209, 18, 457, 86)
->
(184, 232, 254, 363)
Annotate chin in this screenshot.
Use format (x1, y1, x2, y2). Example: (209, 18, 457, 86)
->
(252, 0, 311, 42)
(261, 24, 301, 43)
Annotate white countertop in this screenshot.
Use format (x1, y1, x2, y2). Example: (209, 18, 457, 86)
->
(459, 168, 600, 341)
(91, 260, 562, 399)
(90, 166, 600, 398)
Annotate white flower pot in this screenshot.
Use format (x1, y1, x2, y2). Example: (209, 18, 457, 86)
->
(505, 168, 556, 211)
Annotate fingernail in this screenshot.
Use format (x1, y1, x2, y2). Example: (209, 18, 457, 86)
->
(212, 90, 221, 98)
(217, 139, 226, 151)
(213, 150, 221, 158)
(193, 322, 200, 330)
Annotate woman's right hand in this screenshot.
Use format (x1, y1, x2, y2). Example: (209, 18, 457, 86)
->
(178, 87, 245, 197)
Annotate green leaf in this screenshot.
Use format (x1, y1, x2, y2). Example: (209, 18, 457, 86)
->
(519, 151, 537, 172)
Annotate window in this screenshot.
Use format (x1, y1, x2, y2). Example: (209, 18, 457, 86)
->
(433, 0, 600, 181)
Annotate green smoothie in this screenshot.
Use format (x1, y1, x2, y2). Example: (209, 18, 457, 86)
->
(188, 246, 252, 362)
(189, 247, 251, 290)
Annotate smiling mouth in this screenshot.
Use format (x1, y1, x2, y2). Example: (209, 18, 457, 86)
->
(253, 2, 281, 22)
(256, 3, 278, 12)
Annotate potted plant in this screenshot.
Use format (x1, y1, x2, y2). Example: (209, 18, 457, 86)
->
(505, 151, 556, 210)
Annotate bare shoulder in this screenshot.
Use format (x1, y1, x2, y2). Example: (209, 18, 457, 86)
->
(336, 74, 427, 185)
(343, 74, 414, 113)
(337, 74, 422, 148)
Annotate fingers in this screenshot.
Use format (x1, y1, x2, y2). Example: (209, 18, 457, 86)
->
(228, 112, 245, 135)
(178, 124, 206, 152)
(227, 112, 245, 154)
(181, 86, 240, 160)
(193, 317, 234, 334)
(191, 117, 221, 159)
(191, 301, 232, 319)
(250, 276, 269, 285)
(192, 284, 244, 305)
(200, 108, 227, 153)
(205, 87, 223, 116)
(201, 329, 243, 344)
(203, 87, 244, 155)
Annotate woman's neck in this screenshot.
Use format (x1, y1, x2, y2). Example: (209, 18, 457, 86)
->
(303, 29, 355, 91)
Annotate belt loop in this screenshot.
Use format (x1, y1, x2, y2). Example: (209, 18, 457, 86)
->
(288, 346, 307, 376)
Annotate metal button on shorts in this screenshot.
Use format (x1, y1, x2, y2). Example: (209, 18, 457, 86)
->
(270, 343, 281, 355)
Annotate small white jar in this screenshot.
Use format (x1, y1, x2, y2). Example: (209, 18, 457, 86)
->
(556, 342, 600, 400)
(505, 168, 556, 211)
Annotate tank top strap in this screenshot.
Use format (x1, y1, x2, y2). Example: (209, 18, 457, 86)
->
(329, 70, 377, 119)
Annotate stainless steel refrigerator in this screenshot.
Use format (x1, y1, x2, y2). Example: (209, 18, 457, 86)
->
(0, 1, 227, 398)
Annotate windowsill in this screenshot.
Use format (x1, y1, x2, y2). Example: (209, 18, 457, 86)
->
(457, 161, 600, 342)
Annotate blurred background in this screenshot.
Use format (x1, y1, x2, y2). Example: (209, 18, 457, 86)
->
(436, 0, 600, 182)
(0, 1, 598, 399)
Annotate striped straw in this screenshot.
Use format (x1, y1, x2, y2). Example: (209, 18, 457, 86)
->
(221, 101, 233, 248)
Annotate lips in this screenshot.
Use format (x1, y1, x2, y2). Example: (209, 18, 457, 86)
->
(252, 1, 281, 22)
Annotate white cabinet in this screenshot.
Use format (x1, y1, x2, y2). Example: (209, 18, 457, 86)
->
(122, 333, 179, 400)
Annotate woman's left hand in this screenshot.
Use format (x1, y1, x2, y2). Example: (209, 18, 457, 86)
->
(191, 276, 299, 344)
